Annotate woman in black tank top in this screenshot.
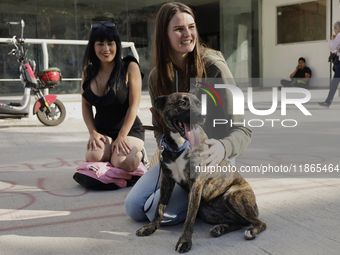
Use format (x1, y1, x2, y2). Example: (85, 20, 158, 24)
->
(81, 21, 144, 172)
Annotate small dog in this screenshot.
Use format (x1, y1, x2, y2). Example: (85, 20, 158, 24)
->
(136, 92, 266, 253)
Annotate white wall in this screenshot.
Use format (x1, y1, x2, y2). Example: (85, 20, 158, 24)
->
(262, 0, 331, 88)
(333, 0, 340, 23)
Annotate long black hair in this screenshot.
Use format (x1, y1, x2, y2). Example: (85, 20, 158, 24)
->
(82, 22, 125, 91)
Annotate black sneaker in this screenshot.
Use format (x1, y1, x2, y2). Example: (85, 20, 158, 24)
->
(318, 102, 331, 109)
(141, 147, 150, 169)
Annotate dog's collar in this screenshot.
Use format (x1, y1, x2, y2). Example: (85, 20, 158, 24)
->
(161, 135, 190, 152)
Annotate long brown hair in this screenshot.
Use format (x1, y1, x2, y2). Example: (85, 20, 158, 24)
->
(152, 2, 206, 96)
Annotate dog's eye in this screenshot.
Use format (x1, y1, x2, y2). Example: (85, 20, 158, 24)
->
(179, 100, 187, 106)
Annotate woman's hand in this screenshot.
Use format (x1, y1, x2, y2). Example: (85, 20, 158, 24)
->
(111, 135, 131, 156)
(199, 139, 226, 166)
(87, 130, 106, 151)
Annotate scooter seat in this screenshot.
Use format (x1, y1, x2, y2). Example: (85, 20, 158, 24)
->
(10, 102, 23, 106)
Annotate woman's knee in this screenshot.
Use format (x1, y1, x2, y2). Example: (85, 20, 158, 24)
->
(86, 151, 104, 162)
(125, 191, 147, 221)
(85, 137, 111, 162)
(112, 148, 141, 172)
(112, 157, 138, 172)
(125, 164, 161, 221)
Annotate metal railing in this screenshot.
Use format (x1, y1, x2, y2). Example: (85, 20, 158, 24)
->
(0, 38, 139, 94)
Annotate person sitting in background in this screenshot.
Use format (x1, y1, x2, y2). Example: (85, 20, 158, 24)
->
(280, 57, 312, 89)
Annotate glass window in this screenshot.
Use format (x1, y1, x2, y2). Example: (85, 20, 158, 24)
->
(0, 0, 263, 95)
(220, 0, 261, 81)
(0, 0, 160, 95)
(277, 0, 326, 44)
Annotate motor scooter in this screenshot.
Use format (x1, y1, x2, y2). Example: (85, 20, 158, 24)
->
(0, 20, 66, 126)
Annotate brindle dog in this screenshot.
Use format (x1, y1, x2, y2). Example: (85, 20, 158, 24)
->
(136, 92, 266, 253)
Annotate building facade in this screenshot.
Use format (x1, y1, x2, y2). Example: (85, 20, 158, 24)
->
(0, 0, 339, 95)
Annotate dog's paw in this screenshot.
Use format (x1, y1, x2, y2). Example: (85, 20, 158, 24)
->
(175, 237, 192, 253)
(136, 225, 156, 237)
(244, 229, 257, 240)
(210, 225, 223, 237)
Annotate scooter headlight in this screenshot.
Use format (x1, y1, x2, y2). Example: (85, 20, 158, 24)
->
(29, 60, 36, 72)
(20, 74, 25, 85)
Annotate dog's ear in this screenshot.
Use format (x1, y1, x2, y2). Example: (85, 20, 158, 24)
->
(190, 83, 199, 94)
(154, 95, 167, 112)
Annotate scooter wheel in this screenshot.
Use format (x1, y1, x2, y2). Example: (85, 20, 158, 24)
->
(36, 99, 66, 126)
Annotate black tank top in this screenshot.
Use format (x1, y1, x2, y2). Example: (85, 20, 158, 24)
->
(82, 56, 142, 136)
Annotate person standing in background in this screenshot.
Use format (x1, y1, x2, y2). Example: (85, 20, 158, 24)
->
(319, 21, 340, 108)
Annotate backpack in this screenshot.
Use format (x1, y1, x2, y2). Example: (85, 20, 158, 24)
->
(73, 161, 147, 190)
(328, 52, 339, 72)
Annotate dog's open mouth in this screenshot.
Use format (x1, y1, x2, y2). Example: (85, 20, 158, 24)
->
(173, 119, 201, 146)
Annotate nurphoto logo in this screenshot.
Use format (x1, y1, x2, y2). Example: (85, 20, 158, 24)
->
(195, 79, 312, 128)
(196, 82, 223, 115)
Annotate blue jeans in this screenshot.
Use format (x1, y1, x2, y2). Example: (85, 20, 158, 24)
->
(325, 63, 340, 104)
(125, 163, 188, 225)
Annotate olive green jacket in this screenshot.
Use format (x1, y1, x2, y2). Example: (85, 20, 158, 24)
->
(148, 50, 252, 159)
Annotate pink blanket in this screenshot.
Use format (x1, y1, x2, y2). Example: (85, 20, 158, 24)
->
(76, 161, 147, 188)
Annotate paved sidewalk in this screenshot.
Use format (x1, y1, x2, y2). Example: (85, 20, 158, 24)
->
(0, 91, 339, 255)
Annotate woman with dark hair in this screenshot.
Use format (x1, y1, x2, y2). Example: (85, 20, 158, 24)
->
(319, 21, 340, 108)
(125, 3, 252, 225)
(81, 22, 145, 172)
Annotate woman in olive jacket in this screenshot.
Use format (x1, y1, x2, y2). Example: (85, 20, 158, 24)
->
(125, 2, 252, 225)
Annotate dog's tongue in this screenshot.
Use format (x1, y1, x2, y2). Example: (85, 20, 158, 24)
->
(184, 124, 200, 146)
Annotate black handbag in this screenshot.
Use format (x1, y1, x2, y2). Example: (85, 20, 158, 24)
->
(328, 52, 339, 72)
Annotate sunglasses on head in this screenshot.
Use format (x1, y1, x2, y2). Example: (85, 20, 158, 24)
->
(91, 22, 115, 29)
